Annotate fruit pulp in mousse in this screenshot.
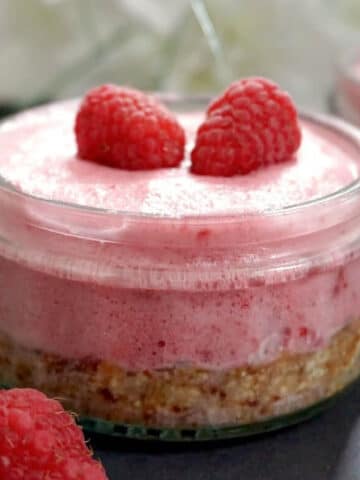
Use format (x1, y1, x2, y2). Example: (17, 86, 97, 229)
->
(0, 101, 359, 374)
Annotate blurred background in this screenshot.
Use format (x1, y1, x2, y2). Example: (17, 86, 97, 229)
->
(1, 0, 360, 119)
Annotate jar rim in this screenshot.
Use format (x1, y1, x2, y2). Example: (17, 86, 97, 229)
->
(336, 48, 360, 87)
(1, 97, 360, 288)
(0, 96, 360, 228)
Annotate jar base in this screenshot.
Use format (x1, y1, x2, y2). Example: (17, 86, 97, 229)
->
(78, 385, 357, 441)
(0, 320, 359, 441)
(0, 381, 357, 441)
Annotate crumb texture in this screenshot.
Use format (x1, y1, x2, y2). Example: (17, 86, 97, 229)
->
(0, 320, 359, 428)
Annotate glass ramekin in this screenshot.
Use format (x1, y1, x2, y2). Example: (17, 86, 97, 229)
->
(0, 96, 360, 441)
(335, 49, 360, 126)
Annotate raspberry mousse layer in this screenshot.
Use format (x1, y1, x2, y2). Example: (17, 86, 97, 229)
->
(0, 98, 360, 432)
(336, 53, 360, 126)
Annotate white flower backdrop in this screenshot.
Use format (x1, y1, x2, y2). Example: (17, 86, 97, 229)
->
(1, 0, 360, 111)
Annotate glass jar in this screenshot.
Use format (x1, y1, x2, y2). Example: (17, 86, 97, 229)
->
(335, 49, 360, 126)
(0, 97, 360, 441)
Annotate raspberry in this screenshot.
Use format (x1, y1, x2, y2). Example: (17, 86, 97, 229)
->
(75, 84, 185, 170)
(191, 77, 302, 176)
(0, 388, 108, 480)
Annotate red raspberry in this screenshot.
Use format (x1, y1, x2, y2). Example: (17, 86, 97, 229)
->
(191, 77, 302, 176)
(0, 388, 108, 480)
(75, 84, 185, 170)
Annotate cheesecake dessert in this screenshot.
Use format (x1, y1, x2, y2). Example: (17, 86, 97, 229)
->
(336, 50, 360, 126)
(0, 79, 359, 440)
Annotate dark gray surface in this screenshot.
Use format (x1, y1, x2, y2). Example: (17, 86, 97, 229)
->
(91, 381, 360, 480)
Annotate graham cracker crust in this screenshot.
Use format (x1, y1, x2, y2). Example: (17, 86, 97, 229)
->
(0, 321, 360, 428)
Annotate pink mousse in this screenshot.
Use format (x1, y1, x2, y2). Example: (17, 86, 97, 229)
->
(337, 57, 360, 125)
(0, 102, 358, 214)
(0, 101, 359, 370)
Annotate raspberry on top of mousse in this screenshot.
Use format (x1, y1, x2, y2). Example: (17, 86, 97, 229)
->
(75, 78, 301, 178)
(0, 388, 108, 480)
(75, 84, 185, 170)
(191, 77, 302, 176)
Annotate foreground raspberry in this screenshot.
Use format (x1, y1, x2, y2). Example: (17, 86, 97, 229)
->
(191, 77, 302, 176)
(75, 84, 185, 170)
(0, 388, 108, 480)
